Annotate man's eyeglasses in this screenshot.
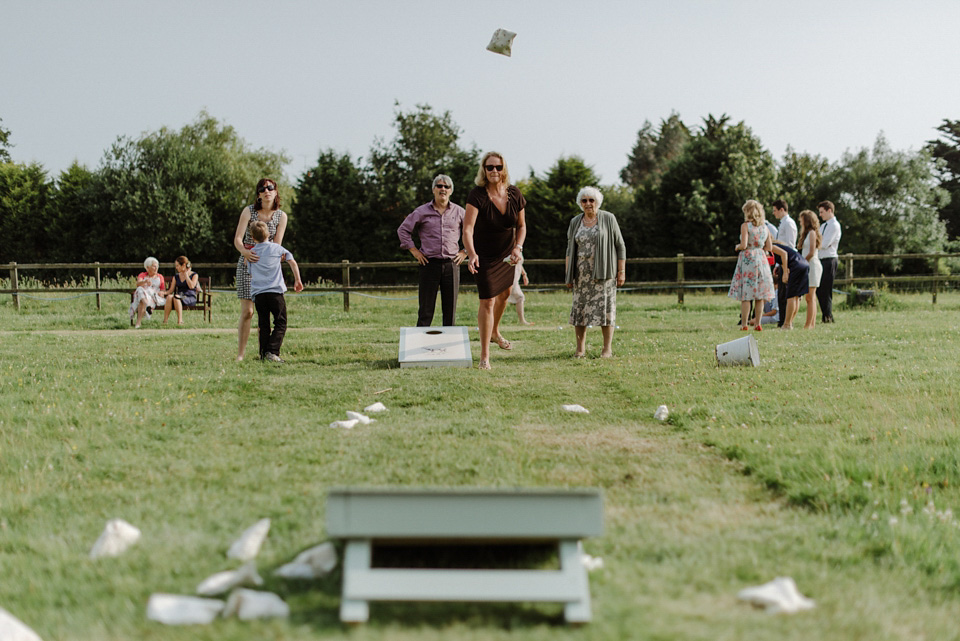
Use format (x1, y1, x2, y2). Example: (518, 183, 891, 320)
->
(257, 185, 276, 193)
(485, 164, 504, 172)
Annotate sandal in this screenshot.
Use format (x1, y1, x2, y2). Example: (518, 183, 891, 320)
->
(478, 359, 491, 370)
(491, 335, 512, 350)
(754, 324, 762, 332)
(740, 326, 749, 331)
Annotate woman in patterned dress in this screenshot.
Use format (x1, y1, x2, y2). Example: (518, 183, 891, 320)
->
(232, 178, 288, 361)
(564, 186, 626, 358)
(463, 151, 527, 370)
(129, 256, 165, 329)
(728, 199, 775, 331)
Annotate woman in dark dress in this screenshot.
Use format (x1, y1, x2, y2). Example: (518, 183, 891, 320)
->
(770, 241, 809, 330)
(463, 151, 527, 370)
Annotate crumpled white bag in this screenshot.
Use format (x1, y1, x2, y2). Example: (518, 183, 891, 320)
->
(0, 607, 43, 641)
(274, 542, 338, 580)
(222, 589, 289, 620)
(737, 577, 815, 614)
(89, 518, 141, 559)
(196, 562, 263, 596)
(226, 518, 270, 561)
(345, 411, 374, 425)
(562, 404, 589, 414)
(486, 28, 516, 56)
(329, 419, 359, 429)
(363, 402, 388, 413)
(146, 594, 224, 625)
(581, 554, 604, 571)
(654, 405, 669, 421)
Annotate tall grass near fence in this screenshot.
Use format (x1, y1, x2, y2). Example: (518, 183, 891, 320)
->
(2, 292, 960, 640)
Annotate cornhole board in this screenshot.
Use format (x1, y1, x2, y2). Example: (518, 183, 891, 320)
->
(398, 326, 472, 368)
(326, 487, 604, 624)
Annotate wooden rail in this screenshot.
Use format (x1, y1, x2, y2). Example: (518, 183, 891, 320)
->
(4, 253, 960, 312)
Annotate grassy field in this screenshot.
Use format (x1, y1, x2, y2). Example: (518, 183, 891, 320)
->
(2, 287, 960, 640)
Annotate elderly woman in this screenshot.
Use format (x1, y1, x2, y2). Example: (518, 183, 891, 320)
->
(463, 151, 527, 370)
(233, 178, 288, 361)
(565, 186, 626, 358)
(129, 257, 166, 329)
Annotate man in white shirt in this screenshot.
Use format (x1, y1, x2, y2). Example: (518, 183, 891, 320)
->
(817, 200, 842, 323)
(771, 199, 796, 327)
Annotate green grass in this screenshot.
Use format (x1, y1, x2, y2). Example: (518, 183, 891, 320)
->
(2, 289, 960, 640)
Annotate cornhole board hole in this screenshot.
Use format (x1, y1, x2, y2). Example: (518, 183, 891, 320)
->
(398, 326, 472, 368)
(327, 487, 604, 624)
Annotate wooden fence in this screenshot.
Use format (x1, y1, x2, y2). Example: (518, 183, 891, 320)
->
(3, 253, 960, 312)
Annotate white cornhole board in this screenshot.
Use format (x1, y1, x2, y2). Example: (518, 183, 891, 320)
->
(398, 326, 472, 368)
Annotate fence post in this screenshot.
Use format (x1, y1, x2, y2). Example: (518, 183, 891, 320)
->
(10, 263, 19, 312)
(933, 253, 941, 306)
(676, 254, 684, 305)
(845, 254, 854, 286)
(95, 262, 102, 311)
(342, 260, 351, 312)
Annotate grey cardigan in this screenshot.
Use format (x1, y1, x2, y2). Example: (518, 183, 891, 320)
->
(564, 210, 627, 283)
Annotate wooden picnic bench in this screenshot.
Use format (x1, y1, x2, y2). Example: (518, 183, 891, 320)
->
(130, 276, 213, 325)
(326, 487, 604, 624)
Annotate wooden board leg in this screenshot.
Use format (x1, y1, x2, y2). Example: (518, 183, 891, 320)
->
(559, 539, 592, 623)
(340, 539, 371, 623)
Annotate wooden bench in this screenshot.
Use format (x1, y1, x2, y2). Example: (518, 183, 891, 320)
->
(326, 488, 604, 624)
(129, 276, 213, 325)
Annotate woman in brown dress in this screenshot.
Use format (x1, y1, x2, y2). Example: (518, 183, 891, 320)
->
(463, 151, 527, 370)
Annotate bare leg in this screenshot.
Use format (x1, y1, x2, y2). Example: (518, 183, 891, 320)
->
(477, 297, 495, 368)
(784, 297, 800, 329)
(490, 289, 511, 343)
(162, 296, 173, 323)
(601, 325, 615, 357)
(804, 288, 817, 329)
(753, 300, 765, 328)
(740, 301, 751, 329)
(237, 299, 255, 361)
(574, 326, 587, 357)
(135, 300, 147, 328)
(175, 298, 184, 324)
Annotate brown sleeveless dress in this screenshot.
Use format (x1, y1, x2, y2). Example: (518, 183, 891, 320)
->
(467, 185, 526, 299)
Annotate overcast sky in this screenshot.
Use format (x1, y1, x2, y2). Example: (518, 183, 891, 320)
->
(3, 0, 959, 186)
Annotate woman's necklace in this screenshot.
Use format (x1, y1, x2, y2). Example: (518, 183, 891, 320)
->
(583, 214, 598, 228)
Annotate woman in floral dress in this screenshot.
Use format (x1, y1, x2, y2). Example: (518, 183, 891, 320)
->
(728, 199, 776, 331)
(564, 186, 626, 357)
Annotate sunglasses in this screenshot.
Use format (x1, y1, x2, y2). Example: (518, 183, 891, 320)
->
(485, 164, 504, 172)
(434, 184, 451, 190)
(257, 184, 276, 193)
(581, 198, 596, 203)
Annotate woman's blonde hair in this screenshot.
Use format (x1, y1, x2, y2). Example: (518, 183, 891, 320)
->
(797, 209, 822, 252)
(474, 151, 510, 187)
(742, 200, 766, 227)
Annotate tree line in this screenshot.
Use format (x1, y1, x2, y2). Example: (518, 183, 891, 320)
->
(1, 109, 958, 281)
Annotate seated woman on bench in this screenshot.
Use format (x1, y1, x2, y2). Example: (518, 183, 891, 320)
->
(130, 256, 166, 329)
(163, 256, 199, 325)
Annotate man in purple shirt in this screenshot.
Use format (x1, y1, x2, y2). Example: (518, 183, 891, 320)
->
(397, 174, 467, 326)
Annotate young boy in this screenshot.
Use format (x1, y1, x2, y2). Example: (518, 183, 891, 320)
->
(247, 221, 303, 362)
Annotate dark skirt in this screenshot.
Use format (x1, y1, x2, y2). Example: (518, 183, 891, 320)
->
(476, 256, 515, 299)
(784, 265, 810, 299)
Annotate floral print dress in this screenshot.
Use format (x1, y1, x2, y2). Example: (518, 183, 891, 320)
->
(728, 223, 775, 302)
(569, 223, 617, 326)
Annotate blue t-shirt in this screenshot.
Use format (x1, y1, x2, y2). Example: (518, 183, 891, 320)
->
(247, 241, 293, 298)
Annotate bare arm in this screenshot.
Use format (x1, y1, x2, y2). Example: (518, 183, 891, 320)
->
(273, 211, 288, 247)
(510, 208, 527, 265)
(770, 245, 789, 282)
(735, 222, 749, 251)
(186, 271, 199, 289)
(286, 257, 304, 293)
(617, 259, 626, 287)
(233, 208, 258, 263)
(463, 204, 480, 274)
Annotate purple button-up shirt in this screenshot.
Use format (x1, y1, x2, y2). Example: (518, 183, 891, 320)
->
(397, 200, 466, 259)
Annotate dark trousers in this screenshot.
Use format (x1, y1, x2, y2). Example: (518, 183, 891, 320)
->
(417, 258, 459, 326)
(817, 257, 837, 322)
(254, 292, 287, 357)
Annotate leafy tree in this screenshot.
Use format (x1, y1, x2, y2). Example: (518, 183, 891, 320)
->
(522, 156, 601, 261)
(633, 115, 778, 273)
(620, 112, 690, 188)
(0, 118, 11, 163)
(776, 147, 832, 214)
(47, 162, 100, 262)
(828, 134, 948, 267)
(88, 112, 289, 262)
(292, 150, 371, 262)
(926, 119, 960, 239)
(0, 162, 53, 262)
